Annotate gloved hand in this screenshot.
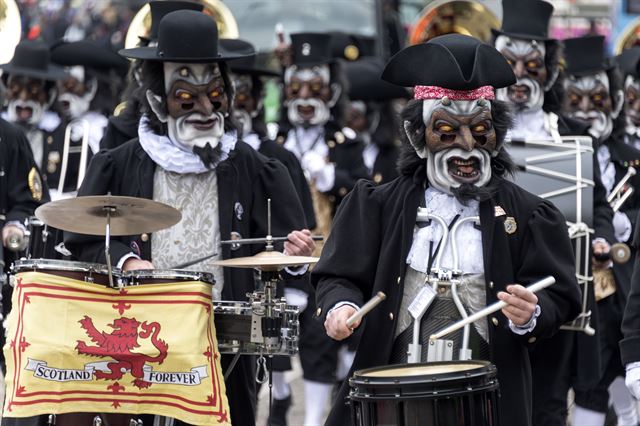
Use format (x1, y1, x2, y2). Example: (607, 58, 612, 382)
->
(284, 288, 309, 313)
(625, 362, 640, 399)
(301, 151, 328, 178)
(613, 210, 632, 243)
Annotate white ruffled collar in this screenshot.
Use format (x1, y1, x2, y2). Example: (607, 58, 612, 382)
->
(138, 115, 236, 174)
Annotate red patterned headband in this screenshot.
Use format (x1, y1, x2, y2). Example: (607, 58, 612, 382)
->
(414, 85, 495, 101)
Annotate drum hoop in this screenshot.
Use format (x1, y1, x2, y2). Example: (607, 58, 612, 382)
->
(213, 300, 299, 312)
(349, 381, 500, 401)
(11, 258, 115, 275)
(351, 361, 495, 383)
(125, 269, 215, 285)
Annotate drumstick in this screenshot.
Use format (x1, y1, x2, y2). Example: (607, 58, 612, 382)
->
(220, 235, 324, 245)
(170, 252, 218, 269)
(346, 292, 386, 328)
(430, 276, 555, 340)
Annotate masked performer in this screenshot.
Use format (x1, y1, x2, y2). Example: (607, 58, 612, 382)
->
(314, 34, 582, 426)
(492, 2, 616, 424)
(562, 35, 640, 426)
(0, 41, 67, 195)
(65, 11, 315, 425)
(617, 47, 640, 151)
(100, 0, 204, 151)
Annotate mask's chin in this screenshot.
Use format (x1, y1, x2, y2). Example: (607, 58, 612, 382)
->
(287, 98, 330, 127)
(426, 148, 492, 199)
(167, 112, 225, 151)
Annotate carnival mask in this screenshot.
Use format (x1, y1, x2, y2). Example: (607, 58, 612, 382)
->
(495, 36, 548, 112)
(231, 73, 258, 136)
(562, 72, 621, 142)
(147, 62, 227, 151)
(6, 75, 52, 127)
(284, 64, 339, 127)
(57, 67, 97, 120)
(624, 75, 640, 137)
(407, 99, 496, 195)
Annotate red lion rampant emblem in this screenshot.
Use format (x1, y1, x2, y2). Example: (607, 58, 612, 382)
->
(76, 316, 169, 389)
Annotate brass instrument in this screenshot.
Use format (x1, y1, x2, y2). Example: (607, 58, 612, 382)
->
(124, 0, 239, 49)
(607, 166, 635, 264)
(408, 0, 500, 45)
(615, 18, 640, 54)
(5, 226, 26, 252)
(56, 119, 90, 198)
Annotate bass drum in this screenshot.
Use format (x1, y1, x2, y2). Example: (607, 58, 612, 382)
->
(349, 360, 500, 426)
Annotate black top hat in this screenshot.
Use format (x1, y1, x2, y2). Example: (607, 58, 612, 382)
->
(344, 57, 408, 101)
(617, 47, 640, 78)
(144, 0, 204, 43)
(382, 34, 516, 90)
(119, 10, 253, 63)
(290, 33, 334, 67)
(563, 35, 613, 76)
(0, 40, 68, 81)
(226, 39, 279, 77)
(51, 40, 129, 76)
(329, 31, 376, 61)
(492, 0, 554, 41)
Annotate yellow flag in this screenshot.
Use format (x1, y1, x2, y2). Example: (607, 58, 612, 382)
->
(3, 271, 230, 425)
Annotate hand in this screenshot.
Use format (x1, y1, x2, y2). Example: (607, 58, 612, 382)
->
(2, 225, 25, 250)
(122, 258, 154, 271)
(498, 284, 538, 327)
(613, 211, 632, 242)
(324, 305, 359, 341)
(301, 151, 328, 177)
(592, 239, 611, 269)
(284, 229, 315, 257)
(626, 365, 640, 399)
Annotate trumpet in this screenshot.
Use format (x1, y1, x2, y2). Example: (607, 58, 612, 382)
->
(56, 118, 90, 196)
(5, 227, 27, 252)
(603, 166, 636, 264)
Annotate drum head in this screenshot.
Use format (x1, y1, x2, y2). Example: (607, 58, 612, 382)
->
(362, 362, 484, 378)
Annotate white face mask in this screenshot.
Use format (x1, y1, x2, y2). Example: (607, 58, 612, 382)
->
(284, 65, 334, 127)
(564, 73, 614, 142)
(233, 108, 253, 136)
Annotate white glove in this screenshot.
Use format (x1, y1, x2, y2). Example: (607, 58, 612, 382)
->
(301, 151, 327, 177)
(613, 211, 632, 243)
(625, 362, 640, 399)
(284, 287, 309, 313)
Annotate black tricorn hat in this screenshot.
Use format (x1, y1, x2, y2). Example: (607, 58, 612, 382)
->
(563, 35, 613, 76)
(227, 39, 279, 77)
(119, 10, 253, 63)
(329, 31, 376, 61)
(143, 0, 204, 43)
(381, 34, 516, 90)
(617, 47, 640, 78)
(290, 32, 334, 67)
(492, 0, 554, 41)
(0, 40, 68, 81)
(51, 40, 129, 76)
(345, 57, 409, 101)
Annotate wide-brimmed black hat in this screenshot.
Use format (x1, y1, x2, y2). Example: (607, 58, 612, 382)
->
(141, 0, 204, 44)
(227, 39, 279, 77)
(564, 35, 614, 76)
(617, 47, 640, 78)
(345, 57, 408, 101)
(382, 34, 516, 90)
(290, 32, 334, 67)
(119, 10, 253, 63)
(51, 40, 129, 77)
(0, 41, 68, 81)
(329, 31, 376, 61)
(492, 0, 554, 41)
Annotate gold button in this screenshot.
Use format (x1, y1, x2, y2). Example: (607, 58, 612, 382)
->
(489, 281, 494, 289)
(335, 132, 345, 144)
(276, 136, 284, 144)
(339, 187, 348, 196)
(373, 173, 383, 184)
(316, 307, 322, 316)
(528, 337, 537, 344)
(328, 141, 336, 148)
(397, 276, 401, 284)
(491, 317, 499, 326)
(141, 233, 149, 242)
(389, 312, 394, 320)
(47, 136, 53, 145)
(329, 195, 336, 202)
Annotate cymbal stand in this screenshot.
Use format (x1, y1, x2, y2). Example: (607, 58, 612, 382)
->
(103, 205, 116, 288)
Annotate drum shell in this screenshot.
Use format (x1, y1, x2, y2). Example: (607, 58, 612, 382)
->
(349, 360, 500, 426)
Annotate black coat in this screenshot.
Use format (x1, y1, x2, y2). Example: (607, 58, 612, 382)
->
(621, 211, 640, 365)
(311, 169, 582, 426)
(370, 143, 400, 185)
(99, 114, 138, 151)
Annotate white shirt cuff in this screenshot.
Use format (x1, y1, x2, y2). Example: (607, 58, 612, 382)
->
(627, 361, 640, 371)
(509, 304, 541, 335)
(314, 163, 336, 193)
(328, 301, 360, 316)
(284, 264, 309, 276)
(117, 252, 140, 270)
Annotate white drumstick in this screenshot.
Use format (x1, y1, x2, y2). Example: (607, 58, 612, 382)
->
(430, 276, 555, 340)
(346, 292, 386, 328)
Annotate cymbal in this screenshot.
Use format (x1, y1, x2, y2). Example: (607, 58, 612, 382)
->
(213, 250, 319, 271)
(35, 195, 182, 236)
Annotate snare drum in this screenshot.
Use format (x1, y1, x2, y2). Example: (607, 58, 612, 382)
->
(213, 300, 299, 355)
(349, 360, 500, 426)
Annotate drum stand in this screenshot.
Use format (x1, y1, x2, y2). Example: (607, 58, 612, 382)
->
(410, 210, 480, 363)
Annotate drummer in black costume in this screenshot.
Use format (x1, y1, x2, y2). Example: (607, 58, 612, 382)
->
(65, 10, 315, 425)
(275, 32, 370, 426)
(491, 1, 616, 424)
(314, 34, 582, 426)
(562, 35, 640, 426)
(99, 0, 204, 151)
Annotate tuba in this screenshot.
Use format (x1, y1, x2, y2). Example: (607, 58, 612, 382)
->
(124, 0, 239, 49)
(408, 0, 500, 45)
(615, 18, 640, 54)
